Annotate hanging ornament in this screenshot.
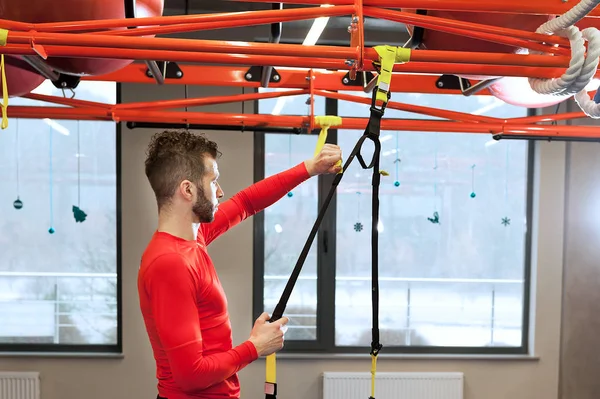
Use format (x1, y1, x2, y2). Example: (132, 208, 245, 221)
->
(287, 134, 294, 198)
(470, 164, 477, 198)
(48, 125, 55, 234)
(13, 119, 23, 210)
(72, 121, 87, 223)
(428, 211, 440, 224)
(502, 142, 510, 226)
(429, 133, 440, 224)
(354, 191, 363, 232)
(394, 131, 401, 187)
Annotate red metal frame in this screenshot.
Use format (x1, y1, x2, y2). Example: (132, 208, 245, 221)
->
(1, 0, 599, 139)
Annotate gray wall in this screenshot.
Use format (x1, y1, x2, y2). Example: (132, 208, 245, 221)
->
(559, 102, 600, 399)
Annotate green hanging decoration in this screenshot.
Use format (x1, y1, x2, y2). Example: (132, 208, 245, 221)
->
(72, 121, 87, 223)
(470, 164, 476, 198)
(13, 119, 23, 210)
(428, 211, 440, 224)
(502, 142, 510, 226)
(429, 133, 440, 224)
(354, 191, 363, 232)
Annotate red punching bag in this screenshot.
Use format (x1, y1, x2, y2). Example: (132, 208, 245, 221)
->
(1, 56, 46, 97)
(404, 10, 600, 108)
(0, 0, 165, 76)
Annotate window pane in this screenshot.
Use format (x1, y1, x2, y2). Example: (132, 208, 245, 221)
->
(335, 93, 529, 348)
(259, 89, 324, 341)
(0, 81, 118, 347)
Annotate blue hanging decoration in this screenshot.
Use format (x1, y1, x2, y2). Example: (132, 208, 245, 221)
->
(72, 121, 87, 223)
(13, 119, 23, 210)
(594, 89, 600, 104)
(393, 131, 400, 187)
(354, 191, 363, 232)
(470, 164, 476, 198)
(48, 125, 55, 234)
(502, 142, 511, 226)
(287, 134, 294, 198)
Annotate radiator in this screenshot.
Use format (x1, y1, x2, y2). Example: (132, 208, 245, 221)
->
(0, 372, 40, 399)
(322, 372, 463, 399)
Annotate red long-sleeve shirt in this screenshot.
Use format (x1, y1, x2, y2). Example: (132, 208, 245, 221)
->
(138, 162, 310, 399)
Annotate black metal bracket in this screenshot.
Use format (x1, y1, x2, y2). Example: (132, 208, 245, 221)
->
(126, 121, 301, 134)
(260, 3, 283, 88)
(435, 74, 471, 91)
(342, 71, 375, 87)
(145, 61, 183, 81)
(245, 66, 280, 83)
(51, 73, 81, 90)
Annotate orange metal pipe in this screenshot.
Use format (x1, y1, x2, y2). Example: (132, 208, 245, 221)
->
(232, 0, 600, 17)
(1, 45, 349, 69)
(506, 111, 591, 123)
(364, 7, 570, 55)
(6, 30, 572, 68)
(31, 5, 355, 32)
(93, 16, 309, 37)
(391, 62, 600, 79)
(86, 64, 493, 94)
(117, 89, 309, 111)
(316, 90, 500, 123)
(7, 31, 360, 60)
(354, 0, 365, 71)
(365, 7, 570, 47)
(23, 93, 112, 109)
(7, 106, 600, 138)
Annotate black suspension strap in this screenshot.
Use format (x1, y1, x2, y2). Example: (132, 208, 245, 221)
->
(264, 45, 409, 399)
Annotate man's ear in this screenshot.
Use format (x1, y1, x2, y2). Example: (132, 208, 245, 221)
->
(179, 180, 194, 201)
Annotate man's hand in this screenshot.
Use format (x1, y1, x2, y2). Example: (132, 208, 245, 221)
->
(248, 312, 289, 357)
(305, 143, 343, 177)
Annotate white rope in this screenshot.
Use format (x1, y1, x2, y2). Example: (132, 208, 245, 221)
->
(527, 0, 600, 118)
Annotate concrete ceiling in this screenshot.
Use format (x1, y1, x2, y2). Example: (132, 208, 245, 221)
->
(160, 0, 411, 45)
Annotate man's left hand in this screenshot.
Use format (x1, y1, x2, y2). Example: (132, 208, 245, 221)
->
(305, 144, 343, 177)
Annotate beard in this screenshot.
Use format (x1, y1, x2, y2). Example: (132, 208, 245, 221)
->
(192, 185, 216, 223)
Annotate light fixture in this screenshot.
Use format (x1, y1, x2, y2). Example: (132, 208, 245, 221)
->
(302, 5, 332, 46)
(43, 118, 70, 136)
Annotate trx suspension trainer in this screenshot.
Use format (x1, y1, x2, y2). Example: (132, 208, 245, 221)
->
(264, 45, 410, 399)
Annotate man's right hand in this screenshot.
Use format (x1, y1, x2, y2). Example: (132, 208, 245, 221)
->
(248, 312, 289, 357)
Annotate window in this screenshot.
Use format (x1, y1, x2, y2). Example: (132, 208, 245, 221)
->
(254, 88, 533, 354)
(0, 80, 120, 353)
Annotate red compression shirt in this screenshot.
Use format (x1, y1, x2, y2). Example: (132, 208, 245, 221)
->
(138, 162, 311, 399)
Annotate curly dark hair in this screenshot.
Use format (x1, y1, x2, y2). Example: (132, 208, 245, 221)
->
(144, 129, 221, 209)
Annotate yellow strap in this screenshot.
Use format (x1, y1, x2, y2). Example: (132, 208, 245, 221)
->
(265, 353, 276, 383)
(0, 29, 8, 130)
(370, 353, 378, 398)
(373, 45, 411, 104)
(314, 115, 343, 173)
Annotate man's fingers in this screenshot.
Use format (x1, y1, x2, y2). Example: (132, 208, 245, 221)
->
(273, 316, 289, 326)
(257, 312, 270, 322)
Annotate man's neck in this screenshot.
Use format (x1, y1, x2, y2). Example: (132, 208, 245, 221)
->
(157, 210, 196, 241)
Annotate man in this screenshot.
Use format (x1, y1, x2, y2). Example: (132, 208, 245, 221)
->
(138, 129, 343, 399)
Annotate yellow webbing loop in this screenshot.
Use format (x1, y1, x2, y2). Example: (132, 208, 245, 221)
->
(314, 115, 343, 173)
(370, 353, 378, 398)
(373, 45, 411, 104)
(0, 29, 9, 129)
(265, 353, 276, 384)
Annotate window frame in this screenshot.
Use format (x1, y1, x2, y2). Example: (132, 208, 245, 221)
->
(253, 94, 536, 355)
(0, 83, 123, 355)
